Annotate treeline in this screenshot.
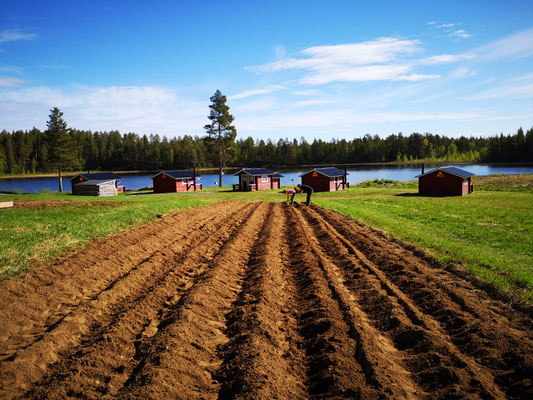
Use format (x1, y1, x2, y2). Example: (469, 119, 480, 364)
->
(0, 127, 532, 174)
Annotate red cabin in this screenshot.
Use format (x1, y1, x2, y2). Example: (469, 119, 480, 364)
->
(70, 172, 123, 195)
(300, 167, 348, 192)
(416, 166, 474, 196)
(233, 168, 282, 191)
(152, 170, 202, 193)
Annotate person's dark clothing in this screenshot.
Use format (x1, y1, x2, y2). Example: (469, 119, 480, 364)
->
(300, 184, 313, 206)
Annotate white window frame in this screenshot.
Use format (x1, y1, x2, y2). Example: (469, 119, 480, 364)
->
(261, 175, 268, 183)
(181, 178, 188, 185)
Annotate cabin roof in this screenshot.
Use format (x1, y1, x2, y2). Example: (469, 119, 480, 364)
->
(233, 168, 275, 176)
(151, 170, 197, 180)
(69, 172, 122, 181)
(416, 166, 475, 179)
(272, 172, 284, 178)
(300, 167, 347, 178)
(73, 179, 116, 186)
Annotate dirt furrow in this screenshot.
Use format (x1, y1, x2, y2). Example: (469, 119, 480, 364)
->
(305, 205, 532, 398)
(0, 202, 250, 399)
(0, 201, 233, 362)
(282, 205, 384, 399)
(314, 206, 533, 398)
(17, 202, 256, 400)
(291, 204, 426, 399)
(215, 203, 309, 399)
(115, 202, 270, 399)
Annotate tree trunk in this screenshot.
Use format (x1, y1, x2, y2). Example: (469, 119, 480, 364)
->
(58, 164, 63, 192)
(218, 126, 223, 187)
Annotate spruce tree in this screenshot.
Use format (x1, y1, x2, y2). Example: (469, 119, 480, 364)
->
(45, 107, 76, 192)
(204, 90, 236, 187)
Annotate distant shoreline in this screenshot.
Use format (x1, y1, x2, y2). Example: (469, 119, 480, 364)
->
(1, 161, 533, 179)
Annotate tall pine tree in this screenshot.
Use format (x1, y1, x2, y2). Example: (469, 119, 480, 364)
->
(45, 107, 77, 192)
(204, 90, 236, 187)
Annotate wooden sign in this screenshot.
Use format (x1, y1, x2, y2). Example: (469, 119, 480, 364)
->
(436, 171, 445, 179)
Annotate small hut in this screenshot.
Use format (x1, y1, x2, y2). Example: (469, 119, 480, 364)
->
(233, 168, 282, 191)
(70, 172, 123, 194)
(151, 170, 202, 193)
(300, 167, 348, 192)
(416, 166, 474, 196)
(72, 180, 118, 196)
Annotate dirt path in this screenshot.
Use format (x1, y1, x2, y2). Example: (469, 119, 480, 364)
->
(0, 202, 531, 399)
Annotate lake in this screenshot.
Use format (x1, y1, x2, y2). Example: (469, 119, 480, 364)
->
(1, 164, 533, 193)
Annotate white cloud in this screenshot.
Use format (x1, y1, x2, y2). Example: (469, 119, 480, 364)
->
(473, 73, 533, 99)
(474, 28, 533, 61)
(420, 54, 474, 65)
(450, 29, 472, 39)
(247, 37, 446, 85)
(427, 21, 437, 25)
(0, 76, 25, 87)
(450, 66, 476, 79)
(0, 85, 207, 135)
(0, 29, 38, 44)
(230, 85, 285, 100)
(438, 23, 455, 28)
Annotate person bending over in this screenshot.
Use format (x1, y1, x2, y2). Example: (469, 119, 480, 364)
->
(291, 184, 313, 206)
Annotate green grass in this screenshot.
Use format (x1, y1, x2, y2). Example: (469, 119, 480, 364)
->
(1, 179, 532, 302)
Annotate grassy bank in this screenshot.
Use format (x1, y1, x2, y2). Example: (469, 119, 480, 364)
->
(1, 176, 532, 302)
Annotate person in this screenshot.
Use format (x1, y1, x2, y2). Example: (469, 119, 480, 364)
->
(299, 184, 313, 207)
(291, 184, 313, 206)
(282, 189, 296, 203)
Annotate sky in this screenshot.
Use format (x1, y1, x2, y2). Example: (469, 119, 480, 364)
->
(1, 0, 532, 141)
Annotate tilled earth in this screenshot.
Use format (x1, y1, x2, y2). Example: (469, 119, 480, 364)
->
(0, 201, 531, 399)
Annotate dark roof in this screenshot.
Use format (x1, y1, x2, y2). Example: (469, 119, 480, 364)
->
(272, 172, 284, 178)
(73, 179, 116, 186)
(300, 167, 347, 178)
(416, 166, 475, 179)
(233, 168, 275, 176)
(151, 170, 197, 180)
(70, 172, 122, 181)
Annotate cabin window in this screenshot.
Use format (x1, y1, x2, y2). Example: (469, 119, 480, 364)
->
(181, 179, 188, 185)
(261, 175, 268, 182)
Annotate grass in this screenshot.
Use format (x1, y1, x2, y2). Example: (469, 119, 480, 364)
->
(1, 175, 532, 302)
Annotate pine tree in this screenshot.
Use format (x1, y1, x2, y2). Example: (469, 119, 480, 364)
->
(204, 90, 236, 187)
(45, 107, 77, 192)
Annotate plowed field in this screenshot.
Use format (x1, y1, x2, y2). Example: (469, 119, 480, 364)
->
(1, 202, 531, 399)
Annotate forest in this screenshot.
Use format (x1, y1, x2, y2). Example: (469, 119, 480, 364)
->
(0, 127, 532, 175)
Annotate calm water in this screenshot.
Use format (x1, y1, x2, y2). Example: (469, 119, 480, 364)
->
(1, 164, 532, 193)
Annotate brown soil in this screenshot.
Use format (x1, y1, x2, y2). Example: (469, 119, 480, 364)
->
(0, 202, 531, 399)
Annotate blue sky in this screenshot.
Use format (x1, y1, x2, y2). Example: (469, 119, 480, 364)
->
(1, 0, 532, 141)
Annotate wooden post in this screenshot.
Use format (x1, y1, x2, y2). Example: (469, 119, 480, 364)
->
(193, 167, 197, 191)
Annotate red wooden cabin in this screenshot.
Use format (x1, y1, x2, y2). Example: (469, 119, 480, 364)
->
(70, 172, 123, 194)
(233, 168, 282, 191)
(300, 167, 348, 192)
(151, 170, 202, 193)
(416, 166, 474, 196)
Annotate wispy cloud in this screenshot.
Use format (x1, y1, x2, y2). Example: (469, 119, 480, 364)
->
(474, 28, 533, 61)
(0, 85, 207, 134)
(419, 54, 474, 65)
(473, 73, 533, 99)
(450, 66, 476, 79)
(450, 29, 472, 39)
(0, 29, 38, 44)
(247, 37, 446, 84)
(230, 85, 285, 100)
(0, 76, 25, 87)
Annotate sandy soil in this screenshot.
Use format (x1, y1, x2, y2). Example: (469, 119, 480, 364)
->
(0, 201, 531, 399)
